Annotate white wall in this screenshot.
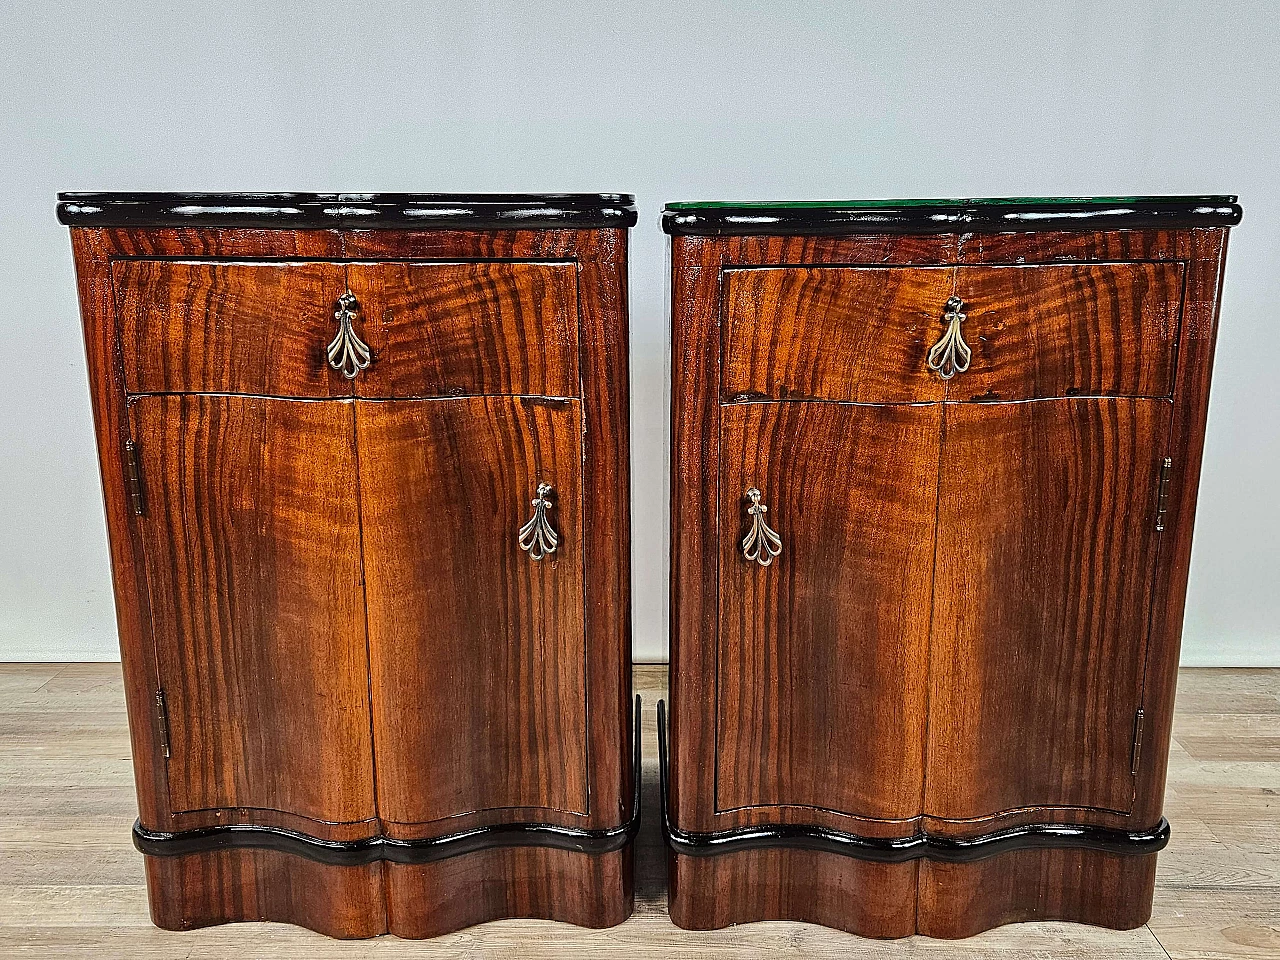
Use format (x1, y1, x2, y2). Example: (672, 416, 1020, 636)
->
(1, 1, 1277, 664)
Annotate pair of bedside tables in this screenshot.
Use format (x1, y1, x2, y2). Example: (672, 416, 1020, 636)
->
(58, 192, 1241, 939)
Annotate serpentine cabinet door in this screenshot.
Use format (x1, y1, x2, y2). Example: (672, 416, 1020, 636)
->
(349, 262, 590, 834)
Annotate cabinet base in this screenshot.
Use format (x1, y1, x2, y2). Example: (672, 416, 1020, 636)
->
(667, 846, 1155, 937)
(144, 844, 634, 938)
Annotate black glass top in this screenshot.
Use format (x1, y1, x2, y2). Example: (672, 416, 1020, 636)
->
(662, 196, 1241, 235)
(57, 192, 638, 230)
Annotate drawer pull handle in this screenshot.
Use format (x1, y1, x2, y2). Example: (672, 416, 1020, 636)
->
(327, 292, 372, 379)
(926, 296, 971, 380)
(742, 487, 782, 567)
(519, 481, 560, 561)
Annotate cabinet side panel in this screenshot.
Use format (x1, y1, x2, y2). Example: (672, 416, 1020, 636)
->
(669, 237, 724, 832)
(1134, 227, 1230, 826)
(69, 228, 168, 826)
(575, 229, 633, 827)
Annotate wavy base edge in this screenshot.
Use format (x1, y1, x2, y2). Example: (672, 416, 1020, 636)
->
(146, 843, 635, 939)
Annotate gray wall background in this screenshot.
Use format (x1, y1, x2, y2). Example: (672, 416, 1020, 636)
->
(2, 1, 1277, 664)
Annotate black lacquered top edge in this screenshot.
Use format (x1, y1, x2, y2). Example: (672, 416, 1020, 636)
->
(57, 192, 638, 229)
(662, 196, 1242, 235)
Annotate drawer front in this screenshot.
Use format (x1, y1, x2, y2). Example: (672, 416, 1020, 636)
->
(350, 262, 579, 398)
(951, 262, 1185, 402)
(723, 262, 1183, 403)
(114, 260, 350, 397)
(723, 267, 949, 403)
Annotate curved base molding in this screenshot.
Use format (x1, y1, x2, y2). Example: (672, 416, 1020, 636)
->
(139, 698, 641, 938)
(660, 700, 1162, 936)
(667, 845, 1156, 937)
(147, 844, 634, 939)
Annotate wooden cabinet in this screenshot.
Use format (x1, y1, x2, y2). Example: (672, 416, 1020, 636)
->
(60, 192, 637, 939)
(663, 197, 1241, 937)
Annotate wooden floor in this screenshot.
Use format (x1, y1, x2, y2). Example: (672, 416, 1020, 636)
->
(0, 664, 1276, 958)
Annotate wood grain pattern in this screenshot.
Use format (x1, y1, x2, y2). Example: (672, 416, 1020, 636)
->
(722, 267, 949, 402)
(129, 395, 375, 828)
(667, 849, 918, 937)
(114, 260, 351, 397)
(385, 847, 632, 938)
(716, 402, 939, 823)
(917, 849, 1158, 937)
(952, 262, 1185, 402)
(350, 261, 579, 398)
(925, 398, 1171, 826)
(668, 239, 724, 833)
(358, 396, 588, 830)
(144, 850, 385, 939)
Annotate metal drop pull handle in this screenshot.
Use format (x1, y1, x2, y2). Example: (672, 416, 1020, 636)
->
(741, 487, 782, 567)
(926, 296, 971, 380)
(327, 291, 372, 379)
(519, 482, 560, 561)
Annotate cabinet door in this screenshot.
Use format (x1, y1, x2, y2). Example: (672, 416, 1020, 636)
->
(716, 402, 941, 821)
(131, 395, 376, 826)
(926, 398, 1171, 822)
(357, 397, 587, 831)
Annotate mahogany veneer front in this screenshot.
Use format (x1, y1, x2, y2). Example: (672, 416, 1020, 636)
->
(62, 193, 637, 939)
(665, 198, 1239, 937)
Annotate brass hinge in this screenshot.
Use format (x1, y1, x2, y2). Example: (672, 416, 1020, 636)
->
(124, 439, 146, 517)
(154, 690, 170, 760)
(1155, 457, 1173, 532)
(1130, 708, 1145, 775)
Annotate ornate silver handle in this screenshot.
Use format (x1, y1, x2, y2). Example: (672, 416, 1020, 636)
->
(741, 487, 782, 567)
(327, 292, 372, 379)
(518, 481, 560, 561)
(926, 296, 971, 380)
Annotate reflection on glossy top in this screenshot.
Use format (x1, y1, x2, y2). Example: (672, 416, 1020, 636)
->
(662, 196, 1242, 235)
(57, 192, 639, 230)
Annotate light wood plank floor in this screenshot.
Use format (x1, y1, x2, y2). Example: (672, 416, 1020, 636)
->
(1, 663, 1276, 958)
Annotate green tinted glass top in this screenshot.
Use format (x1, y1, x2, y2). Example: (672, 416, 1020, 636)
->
(664, 196, 1236, 210)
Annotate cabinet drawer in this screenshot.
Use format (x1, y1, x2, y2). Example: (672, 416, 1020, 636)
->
(951, 262, 1185, 402)
(351, 262, 579, 398)
(114, 260, 350, 397)
(723, 267, 949, 403)
(723, 262, 1184, 403)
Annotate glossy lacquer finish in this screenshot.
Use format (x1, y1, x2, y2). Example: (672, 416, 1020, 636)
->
(665, 199, 1238, 937)
(63, 194, 635, 939)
